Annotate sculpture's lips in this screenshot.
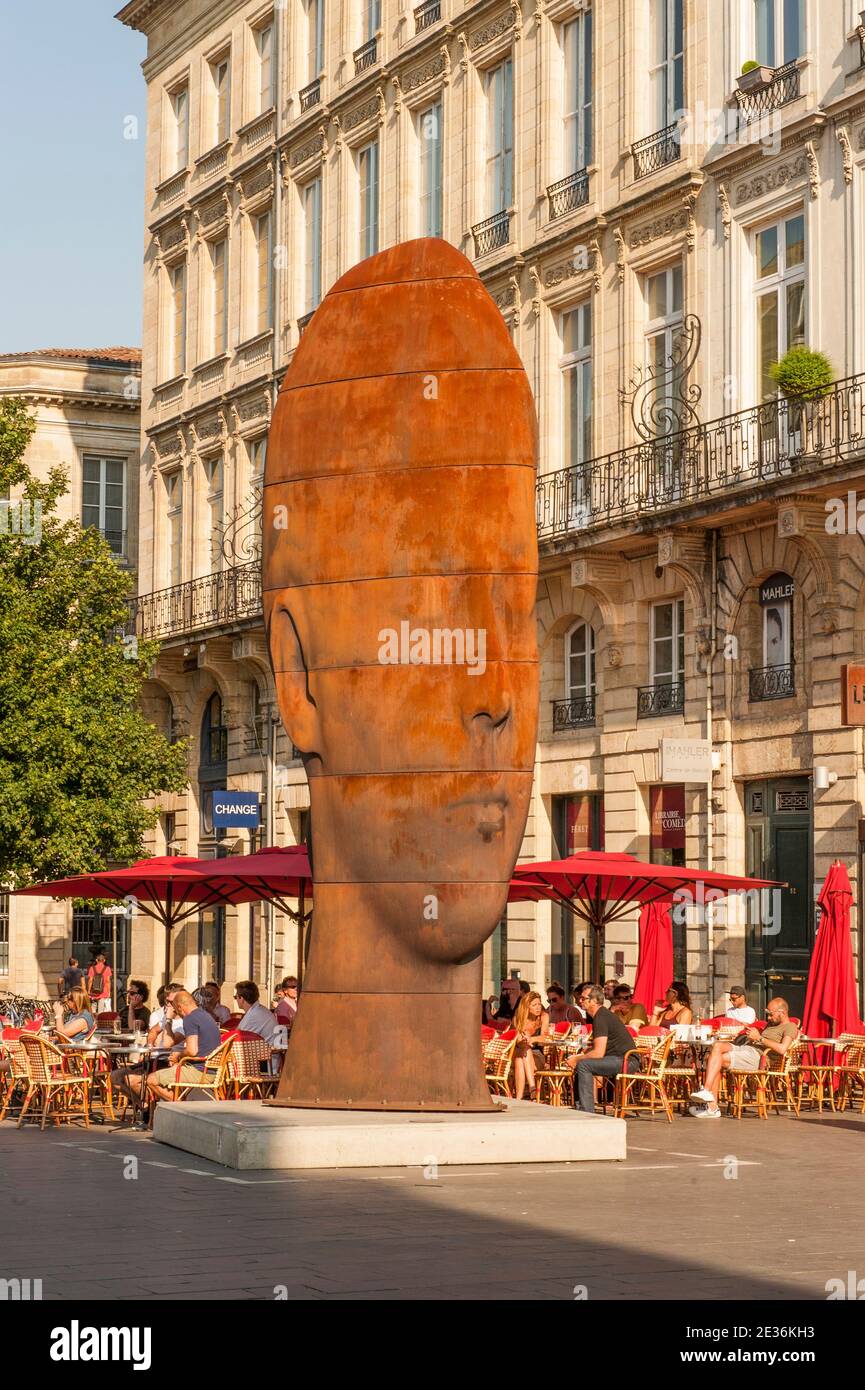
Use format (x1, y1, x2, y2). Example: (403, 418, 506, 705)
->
(450, 793, 509, 842)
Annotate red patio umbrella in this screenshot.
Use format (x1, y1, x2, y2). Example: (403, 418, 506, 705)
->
(802, 861, 862, 1040)
(632, 902, 674, 1013)
(15, 845, 313, 986)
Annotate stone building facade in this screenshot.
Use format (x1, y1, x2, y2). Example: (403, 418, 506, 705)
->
(116, 0, 865, 1017)
(0, 347, 141, 999)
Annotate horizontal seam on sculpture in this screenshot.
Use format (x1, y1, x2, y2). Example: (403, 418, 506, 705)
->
(263, 570, 539, 589)
(278, 366, 528, 392)
(262, 462, 538, 486)
(272, 660, 538, 672)
(296, 770, 536, 777)
(327, 274, 481, 295)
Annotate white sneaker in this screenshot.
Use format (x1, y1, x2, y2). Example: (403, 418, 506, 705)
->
(692, 1106, 721, 1119)
(690, 1088, 715, 1104)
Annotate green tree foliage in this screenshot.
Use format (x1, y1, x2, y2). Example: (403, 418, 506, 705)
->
(0, 397, 188, 888)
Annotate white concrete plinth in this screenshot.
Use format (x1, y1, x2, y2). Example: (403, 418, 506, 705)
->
(153, 1100, 626, 1170)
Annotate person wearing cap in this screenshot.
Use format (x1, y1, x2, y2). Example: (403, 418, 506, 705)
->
(725, 986, 756, 1025)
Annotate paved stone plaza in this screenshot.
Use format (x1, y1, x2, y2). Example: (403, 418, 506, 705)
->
(1, 1109, 861, 1301)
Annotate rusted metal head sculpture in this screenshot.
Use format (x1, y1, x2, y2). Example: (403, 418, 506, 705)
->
(263, 238, 538, 1109)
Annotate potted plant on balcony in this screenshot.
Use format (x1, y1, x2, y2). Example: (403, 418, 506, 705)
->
(737, 59, 773, 91)
(769, 346, 835, 455)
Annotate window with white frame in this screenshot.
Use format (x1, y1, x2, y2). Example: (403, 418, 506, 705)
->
(566, 622, 596, 700)
(358, 141, 379, 259)
(254, 210, 273, 333)
(248, 435, 267, 491)
(560, 302, 593, 470)
(649, 0, 684, 130)
(168, 260, 187, 377)
(418, 102, 443, 238)
(209, 51, 231, 146)
(755, 0, 804, 68)
(306, 0, 325, 80)
(303, 177, 322, 311)
(166, 470, 183, 586)
(209, 238, 228, 357)
(644, 263, 683, 430)
(755, 213, 805, 402)
(365, 0, 381, 41)
(205, 455, 224, 572)
(169, 84, 189, 172)
(486, 58, 514, 215)
(82, 455, 126, 555)
(562, 10, 592, 173)
(255, 22, 274, 112)
(651, 599, 685, 688)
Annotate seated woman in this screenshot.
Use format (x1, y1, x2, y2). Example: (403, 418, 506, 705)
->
(650, 981, 693, 1028)
(511, 991, 551, 1101)
(53, 989, 96, 1045)
(547, 982, 578, 1025)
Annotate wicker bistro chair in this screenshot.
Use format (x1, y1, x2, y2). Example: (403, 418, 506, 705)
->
(226, 1037, 279, 1100)
(0, 1039, 29, 1121)
(721, 1035, 802, 1119)
(614, 1032, 675, 1123)
(17, 1034, 91, 1130)
(798, 1035, 865, 1114)
(835, 1035, 865, 1112)
(161, 1038, 234, 1102)
(762, 1038, 805, 1115)
(483, 1036, 516, 1099)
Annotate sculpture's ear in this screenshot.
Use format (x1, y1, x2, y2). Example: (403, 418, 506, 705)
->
(266, 603, 320, 756)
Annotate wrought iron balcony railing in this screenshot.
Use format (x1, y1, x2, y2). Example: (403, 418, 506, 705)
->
(749, 663, 795, 702)
(632, 123, 680, 179)
(299, 78, 321, 112)
(415, 0, 441, 32)
(536, 371, 865, 543)
(637, 682, 685, 719)
(547, 168, 590, 220)
(552, 694, 596, 732)
(472, 209, 511, 257)
(354, 37, 378, 74)
(127, 563, 261, 642)
(735, 61, 800, 125)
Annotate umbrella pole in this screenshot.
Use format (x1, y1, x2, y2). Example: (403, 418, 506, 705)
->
(164, 884, 174, 987)
(297, 883, 305, 989)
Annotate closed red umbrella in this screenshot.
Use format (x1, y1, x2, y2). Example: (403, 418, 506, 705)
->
(632, 902, 674, 1013)
(802, 861, 862, 1040)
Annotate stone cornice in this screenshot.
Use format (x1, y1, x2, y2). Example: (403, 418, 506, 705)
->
(703, 112, 826, 179)
(0, 386, 139, 412)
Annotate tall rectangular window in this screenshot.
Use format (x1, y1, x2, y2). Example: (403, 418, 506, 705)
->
(651, 599, 685, 687)
(210, 52, 231, 145)
(366, 0, 381, 41)
(170, 85, 189, 171)
(256, 24, 274, 111)
(169, 261, 187, 376)
(755, 0, 804, 67)
(166, 471, 183, 586)
(563, 11, 592, 173)
(486, 59, 514, 215)
(649, 0, 684, 129)
(210, 238, 228, 357)
(304, 177, 322, 311)
(755, 213, 805, 401)
(359, 141, 379, 259)
(255, 210, 273, 333)
(206, 455, 224, 572)
(418, 102, 443, 238)
(644, 263, 683, 430)
(248, 435, 267, 490)
(307, 0, 325, 78)
(560, 303, 592, 468)
(82, 456, 126, 555)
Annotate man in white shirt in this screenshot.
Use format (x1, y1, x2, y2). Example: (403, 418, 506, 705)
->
(233, 980, 278, 1042)
(726, 986, 756, 1025)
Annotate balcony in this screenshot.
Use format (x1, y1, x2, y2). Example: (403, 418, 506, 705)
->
(415, 0, 441, 32)
(632, 123, 680, 180)
(637, 682, 685, 719)
(536, 371, 865, 544)
(354, 37, 378, 75)
(299, 79, 321, 112)
(749, 663, 795, 702)
(552, 694, 596, 732)
(735, 61, 800, 126)
(472, 210, 511, 257)
(547, 168, 589, 221)
(127, 563, 261, 642)
(297, 309, 316, 335)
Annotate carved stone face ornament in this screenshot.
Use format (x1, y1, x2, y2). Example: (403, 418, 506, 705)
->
(263, 239, 539, 1109)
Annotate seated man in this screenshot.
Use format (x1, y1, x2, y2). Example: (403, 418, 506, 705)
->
(610, 984, 649, 1029)
(147, 990, 223, 1106)
(118, 980, 150, 1033)
(689, 996, 798, 1119)
(233, 980, 278, 1042)
(564, 985, 637, 1113)
(725, 985, 756, 1025)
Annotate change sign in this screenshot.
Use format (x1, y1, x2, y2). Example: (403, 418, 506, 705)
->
(212, 791, 260, 829)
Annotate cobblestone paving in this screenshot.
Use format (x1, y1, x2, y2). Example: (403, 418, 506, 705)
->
(0, 1108, 861, 1300)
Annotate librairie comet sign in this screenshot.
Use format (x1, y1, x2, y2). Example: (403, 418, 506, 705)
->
(841, 664, 865, 726)
(212, 791, 260, 829)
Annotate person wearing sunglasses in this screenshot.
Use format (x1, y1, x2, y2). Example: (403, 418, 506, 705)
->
(610, 984, 648, 1029)
(725, 986, 756, 1025)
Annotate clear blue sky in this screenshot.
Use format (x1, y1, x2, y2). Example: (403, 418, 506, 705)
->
(0, 4, 147, 352)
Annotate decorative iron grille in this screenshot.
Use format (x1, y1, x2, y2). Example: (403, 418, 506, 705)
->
(547, 169, 590, 220)
(299, 79, 321, 111)
(749, 664, 795, 702)
(735, 61, 800, 125)
(637, 682, 685, 719)
(414, 0, 441, 31)
(552, 695, 596, 732)
(472, 209, 511, 257)
(354, 37, 378, 74)
(126, 563, 262, 641)
(632, 123, 680, 179)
